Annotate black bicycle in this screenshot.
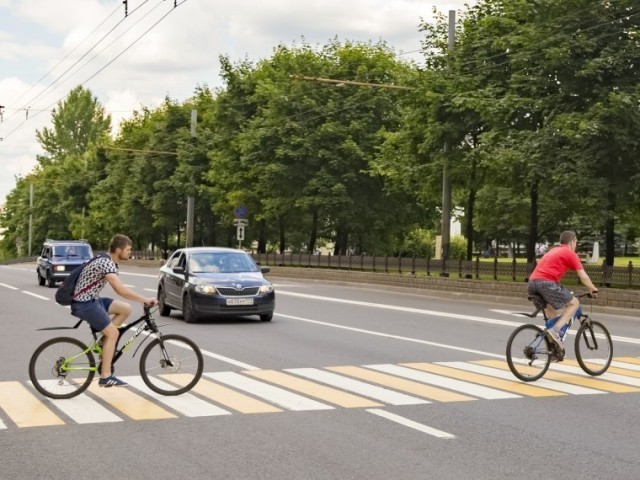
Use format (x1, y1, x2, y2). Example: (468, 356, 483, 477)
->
(29, 305, 203, 399)
(506, 292, 612, 382)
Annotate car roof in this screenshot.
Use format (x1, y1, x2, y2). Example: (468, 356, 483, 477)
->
(178, 247, 247, 254)
(45, 239, 90, 245)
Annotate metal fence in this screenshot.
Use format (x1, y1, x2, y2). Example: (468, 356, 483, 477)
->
(251, 252, 640, 288)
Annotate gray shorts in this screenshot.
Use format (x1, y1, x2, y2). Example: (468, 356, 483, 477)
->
(70, 297, 114, 331)
(527, 280, 574, 310)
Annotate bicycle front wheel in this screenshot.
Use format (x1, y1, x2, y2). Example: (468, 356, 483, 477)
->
(506, 324, 552, 382)
(28, 337, 96, 399)
(575, 320, 612, 376)
(139, 334, 203, 395)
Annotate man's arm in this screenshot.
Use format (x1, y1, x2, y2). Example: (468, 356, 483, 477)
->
(576, 269, 599, 296)
(105, 273, 157, 305)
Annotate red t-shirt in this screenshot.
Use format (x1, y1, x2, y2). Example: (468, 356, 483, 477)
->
(529, 244, 583, 283)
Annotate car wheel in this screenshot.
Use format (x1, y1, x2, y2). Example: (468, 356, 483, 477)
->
(260, 313, 273, 322)
(157, 287, 171, 317)
(37, 271, 45, 286)
(47, 272, 57, 288)
(183, 295, 199, 324)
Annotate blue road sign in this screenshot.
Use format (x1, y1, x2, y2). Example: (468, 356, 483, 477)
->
(234, 205, 248, 219)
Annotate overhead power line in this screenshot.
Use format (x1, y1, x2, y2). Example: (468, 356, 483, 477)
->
(290, 75, 414, 91)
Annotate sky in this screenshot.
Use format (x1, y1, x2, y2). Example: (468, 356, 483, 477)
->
(0, 0, 471, 204)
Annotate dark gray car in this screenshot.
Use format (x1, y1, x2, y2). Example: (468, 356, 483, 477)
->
(157, 247, 275, 323)
(36, 239, 93, 287)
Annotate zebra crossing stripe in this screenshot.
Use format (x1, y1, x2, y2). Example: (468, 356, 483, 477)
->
(546, 363, 640, 390)
(366, 364, 520, 400)
(120, 376, 231, 417)
(86, 382, 177, 420)
(286, 368, 428, 405)
(561, 359, 640, 379)
(162, 374, 282, 414)
(614, 357, 640, 365)
(32, 383, 122, 424)
(326, 366, 475, 403)
(245, 370, 383, 408)
(402, 363, 565, 397)
(204, 372, 334, 411)
(475, 360, 638, 393)
(455, 361, 605, 395)
(609, 361, 640, 373)
(0, 381, 64, 428)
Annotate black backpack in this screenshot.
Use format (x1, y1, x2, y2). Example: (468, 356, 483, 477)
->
(55, 255, 106, 306)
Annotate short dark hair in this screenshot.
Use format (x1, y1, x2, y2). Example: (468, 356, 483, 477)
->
(559, 230, 576, 245)
(109, 234, 132, 253)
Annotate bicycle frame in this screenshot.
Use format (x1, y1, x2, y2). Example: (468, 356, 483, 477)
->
(62, 307, 163, 374)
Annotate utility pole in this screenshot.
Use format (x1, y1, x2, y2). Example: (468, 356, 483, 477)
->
(440, 10, 455, 276)
(28, 183, 33, 256)
(185, 108, 197, 248)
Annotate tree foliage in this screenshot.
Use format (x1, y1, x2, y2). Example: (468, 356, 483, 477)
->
(2, 5, 640, 264)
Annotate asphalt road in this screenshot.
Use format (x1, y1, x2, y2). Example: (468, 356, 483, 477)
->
(1, 262, 640, 479)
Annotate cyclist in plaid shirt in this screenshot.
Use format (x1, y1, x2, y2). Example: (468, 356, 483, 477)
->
(70, 234, 157, 387)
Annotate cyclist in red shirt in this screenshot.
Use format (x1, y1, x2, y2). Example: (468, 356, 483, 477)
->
(528, 230, 598, 352)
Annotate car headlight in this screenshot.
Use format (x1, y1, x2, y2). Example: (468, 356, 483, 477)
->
(54, 265, 65, 272)
(195, 284, 217, 294)
(259, 284, 274, 293)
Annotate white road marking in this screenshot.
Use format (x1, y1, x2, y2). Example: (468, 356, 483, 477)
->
(277, 290, 523, 327)
(439, 362, 605, 395)
(286, 368, 428, 405)
(122, 376, 231, 417)
(277, 291, 640, 346)
(205, 372, 334, 411)
(366, 409, 456, 439)
(22, 291, 49, 300)
(39, 387, 123, 424)
(365, 364, 520, 400)
(0, 283, 19, 290)
(277, 313, 505, 359)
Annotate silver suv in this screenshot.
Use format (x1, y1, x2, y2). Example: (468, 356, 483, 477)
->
(36, 239, 94, 287)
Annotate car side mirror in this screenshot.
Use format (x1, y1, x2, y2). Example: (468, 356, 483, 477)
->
(173, 266, 185, 274)
(260, 266, 270, 274)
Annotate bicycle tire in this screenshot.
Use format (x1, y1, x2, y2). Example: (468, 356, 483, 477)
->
(139, 334, 203, 396)
(28, 337, 96, 399)
(506, 324, 552, 382)
(574, 319, 612, 376)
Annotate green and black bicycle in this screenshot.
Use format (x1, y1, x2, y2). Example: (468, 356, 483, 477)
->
(29, 305, 203, 399)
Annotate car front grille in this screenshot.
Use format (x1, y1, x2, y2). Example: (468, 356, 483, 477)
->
(217, 287, 260, 296)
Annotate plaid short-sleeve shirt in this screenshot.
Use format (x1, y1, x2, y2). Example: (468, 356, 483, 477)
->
(73, 256, 119, 302)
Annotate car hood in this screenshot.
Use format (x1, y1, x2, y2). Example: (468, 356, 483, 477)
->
(190, 272, 269, 286)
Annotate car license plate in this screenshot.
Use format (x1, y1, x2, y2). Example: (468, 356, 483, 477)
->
(226, 298, 254, 306)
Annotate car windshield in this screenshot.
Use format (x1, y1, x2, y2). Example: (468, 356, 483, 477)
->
(188, 252, 258, 273)
(53, 245, 92, 257)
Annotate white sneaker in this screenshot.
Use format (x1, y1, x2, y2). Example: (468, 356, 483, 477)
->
(546, 329, 564, 352)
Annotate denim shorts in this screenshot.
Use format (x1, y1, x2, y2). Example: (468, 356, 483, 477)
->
(527, 280, 574, 310)
(70, 297, 114, 332)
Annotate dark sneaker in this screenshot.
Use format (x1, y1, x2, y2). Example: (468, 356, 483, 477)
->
(98, 375, 128, 387)
(546, 329, 564, 352)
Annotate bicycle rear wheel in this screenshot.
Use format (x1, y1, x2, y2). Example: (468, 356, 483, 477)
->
(139, 334, 203, 395)
(506, 324, 552, 382)
(29, 337, 96, 399)
(575, 320, 612, 376)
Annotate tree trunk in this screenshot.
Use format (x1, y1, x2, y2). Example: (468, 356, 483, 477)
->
(465, 155, 477, 261)
(308, 209, 318, 253)
(279, 216, 286, 253)
(527, 178, 539, 263)
(257, 220, 267, 254)
(605, 187, 616, 267)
